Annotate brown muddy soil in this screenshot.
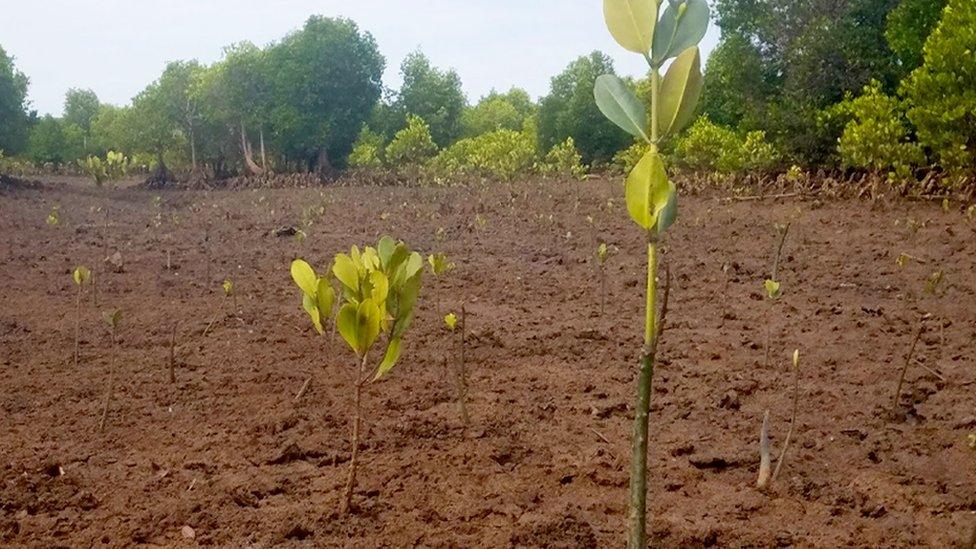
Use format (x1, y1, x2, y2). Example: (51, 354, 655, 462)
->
(1, 176, 974, 548)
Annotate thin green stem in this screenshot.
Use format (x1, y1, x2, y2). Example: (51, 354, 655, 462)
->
(650, 69, 660, 144)
(628, 239, 657, 549)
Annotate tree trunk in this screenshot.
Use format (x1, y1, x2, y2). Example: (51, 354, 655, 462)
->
(240, 121, 265, 176)
(260, 128, 268, 172)
(315, 148, 333, 178)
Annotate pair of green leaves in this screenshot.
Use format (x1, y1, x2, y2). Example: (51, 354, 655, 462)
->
(427, 253, 455, 276)
(603, 0, 709, 66)
(593, 47, 702, 143)
(625, 150, 677, 234)
(72, 266, 91, 286)
(291, 259, 336, 335)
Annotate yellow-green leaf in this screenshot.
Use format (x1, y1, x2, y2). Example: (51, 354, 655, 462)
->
(336, 303, 360, 354)
(444, 313, 458, 330)
(374, 338, 402, 380)
(72, 266, 91, 286)
(625, 151, 671, 230)
(369, 270, 389, 303)
(302, 293, 323, 334)
(603, 0, 658, 54)
(290, 259, 318, 296)
(316, 278, 335, 320)
(332, 253, 359, 293)
(658, 46, 703, 137)
(764, 279, 781, 299)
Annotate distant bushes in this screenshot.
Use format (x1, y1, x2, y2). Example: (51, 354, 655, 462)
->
(349, 114, 586, 183)
(671, 117, 781, 174)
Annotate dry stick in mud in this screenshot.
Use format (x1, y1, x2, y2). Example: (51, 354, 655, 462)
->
(892, 323, 926, 416)
(457, 304, 470, 431)
(757, 410, 772, 488)
(99, 310, 121, 432)
(764, 223, 791, 368)
(168, 321, 178, 384)
(772, 350, 801, 482)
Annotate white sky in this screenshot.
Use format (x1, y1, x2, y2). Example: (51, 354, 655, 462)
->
(0, 0, 719, 116)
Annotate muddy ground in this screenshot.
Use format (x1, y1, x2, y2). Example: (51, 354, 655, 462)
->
(1, 176, 974, 547)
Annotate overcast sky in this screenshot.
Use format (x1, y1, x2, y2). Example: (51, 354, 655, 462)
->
(1, 0, 719, 116)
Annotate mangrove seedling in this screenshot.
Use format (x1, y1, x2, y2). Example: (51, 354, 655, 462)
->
(595, 0, 708, 544)
(427, 252, 456, 313)
(757, 349, 801, 488)
(203, 279, 237, 336)
(222, 279, 237, 313)
(72, 266, 92, 367)
(762, 223, 790, 367)
(46, 206, 61, 227)
(444, 308, 470, 430)
(290, 235, 423, 514)
(99, 309, 122, 432)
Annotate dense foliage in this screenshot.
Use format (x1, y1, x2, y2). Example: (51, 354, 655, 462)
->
(0, 46, 31, 155)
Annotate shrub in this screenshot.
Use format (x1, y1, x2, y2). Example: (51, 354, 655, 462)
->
(430, 129, 536, 181)
(613, 141, 651, 173)
(672, 117, 743, 173)
(828, 80, 924, 179)
(902, 0, 976, 175)
(348, 126, 384, 170)
(385, 114, 437, 169)
(739, 131, 781, 173)
(538, 137, 586, 180)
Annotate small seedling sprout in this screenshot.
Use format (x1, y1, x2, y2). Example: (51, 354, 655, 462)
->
(444, 308, 470, 430)
(99, 309, 122, 431)
(71, 266, 92, 367)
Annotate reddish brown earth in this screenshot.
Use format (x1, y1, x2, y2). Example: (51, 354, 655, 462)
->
(1, 176, 974, 547)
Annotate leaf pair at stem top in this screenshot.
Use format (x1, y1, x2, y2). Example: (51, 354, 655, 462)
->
(596, 0, 709, 235)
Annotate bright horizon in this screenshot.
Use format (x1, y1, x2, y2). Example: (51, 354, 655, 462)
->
(1, 0, 719, 116)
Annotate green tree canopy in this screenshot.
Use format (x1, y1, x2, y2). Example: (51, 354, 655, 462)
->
(391, 51, 467, 147)
(539, 51, 629, 165)
(27, 115, 83, 164)
(0, 45, 31, 155)
(885, 0, 948, 71)
(903, 0, 976, 174)
(63, 88, 100, 139)
(267, 16, 385, 171)
(461, 87, 536, 138)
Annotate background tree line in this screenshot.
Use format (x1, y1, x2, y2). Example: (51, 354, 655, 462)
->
(0, 0, 972, 183)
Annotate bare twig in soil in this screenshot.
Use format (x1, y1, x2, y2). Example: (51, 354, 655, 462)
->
(294, 376, 312, 402)
(456, 304, 470, 432)
(772, 352, 801, 482)
(757, 409, 772, 489)
(168, 322, 178, 384)
(892, 323, 926, 415)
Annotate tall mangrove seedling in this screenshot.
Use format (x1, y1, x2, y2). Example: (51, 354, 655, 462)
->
(595, 0, 708, 545)
(290, 236, 423, 514)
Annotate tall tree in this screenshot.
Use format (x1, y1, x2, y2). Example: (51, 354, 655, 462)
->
(268, 16, 385, 172)
(63, 88, 100, 151)
(538, 52, 629, 165)
(461, 87, 536, 138)
(0, 45, 31, 155)
(393, 51, 466, 147)
(885, 0, 948, 72)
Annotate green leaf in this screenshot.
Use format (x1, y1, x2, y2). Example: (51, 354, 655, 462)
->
(316, 278, 335, 320)
(359, 299, 382, 353)
(302, 293, 323, 334)
(658, 46, 703, 137)
(290, 259, 318, 296)
(373, 338, 402, 380)
(336, 303, 360, 354)
(651, 0, 709, 66)
(377, 236, 396, 269)
(444, 313, 458, 330)
(764, 279, 781, 299)
(332, 253, 359, 293)
(625, 151, 672, 230)
(603, 0, 658, 54)
(72, 266, 91, 286)
(656, 181, 678, 233)
(594, 75, 650, 142)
